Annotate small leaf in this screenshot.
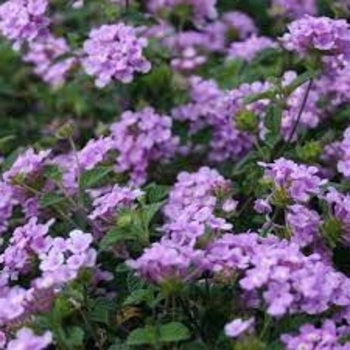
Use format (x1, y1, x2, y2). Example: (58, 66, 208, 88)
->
(1, 147, 26, 171)
(40, 193, 67, 208)
(123, 289, 152, 306)
(243, 89, 275, 105)
(127, 326, 156, 346)
(43, 164, 63, 182)
(127, 272, 145, 293)
(141, 202, 165, 227)
(89, 299, 114, 324)
(99, 225, 136, 250)
(80, 166, 113, 189)
(145, 183, 169, 203)
(66, 326, 84, 347)
(159, 322, 191, 343)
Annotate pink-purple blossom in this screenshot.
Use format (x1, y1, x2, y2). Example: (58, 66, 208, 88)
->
(0, 0, 50, 48)
(82, 23, 151, 87)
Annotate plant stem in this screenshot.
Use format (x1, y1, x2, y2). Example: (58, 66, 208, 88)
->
(277, 79, 314, 157)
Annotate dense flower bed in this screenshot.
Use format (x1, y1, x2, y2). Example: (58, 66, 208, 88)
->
(2, 0, 350, 349)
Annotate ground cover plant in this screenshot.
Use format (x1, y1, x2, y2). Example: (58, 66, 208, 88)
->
(3, 0, 350, 349)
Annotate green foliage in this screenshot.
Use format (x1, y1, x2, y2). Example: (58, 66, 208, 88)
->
(126, 322, 190, 346)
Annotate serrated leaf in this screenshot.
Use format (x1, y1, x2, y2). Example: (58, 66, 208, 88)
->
(127, 326, 156, 346)
(140, 202, 165, 227)
(89, 299, 114, 324)
(40, 193, 67, 208)
(145, 183, 169, 203)
(123, 289, 152, 306)
(159, 322, 191, 343)
(265, 105, 283, 134)
(80, 166, 113, 189)
(66, 326, 84, 347)
(127, 272, 145, 293)
(99, 225, 136, 250)
(43, 164, 63, 182)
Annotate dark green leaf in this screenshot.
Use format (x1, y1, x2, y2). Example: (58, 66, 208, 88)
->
(140, 202, 165, 227)
(145, 183, 169, 203)
(80, 166, 113, 189)
(159, 322, 191, 343)
(127, 326, 156, 346)
(40, 193, 67, 208)
(66, 326, 84, 347)
(243, 89, 275, 105)
(99, 225, 136, 250)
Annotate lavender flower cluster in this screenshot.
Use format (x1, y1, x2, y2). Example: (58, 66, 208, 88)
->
(3, 0, 350, 349)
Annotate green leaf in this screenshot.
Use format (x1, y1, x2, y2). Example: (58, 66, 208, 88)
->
(265, 105, 283, 134)
(40, 193, 67, 208)
(145, 183, 169, 203)
(123, 289, 152, 306)
(1, 147, 26, 171)
(108, 339, 130, 350)
(0, 135, 15, 151)
(140, 202, 165, 227)
(127, 272, 145, 293)
(159, 322, 191, 343)
(127, 326, 156, 346)
(264, 105, 283, 148)
(243, 89, 275, 105)
(88, 299, 114, 324)
(43, 164, 63, 182)
(180, 342, 208, 350)
(99, 225, 136, 250)
(66, 326, 84, 347)
(80, 166, 113, 189)
(127, 322, 190, 346)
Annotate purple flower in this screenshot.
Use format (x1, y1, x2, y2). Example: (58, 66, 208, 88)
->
(260, 158, 327, 203)
(89, 185, 143, 220)
(281, 16, 350, 59)
(77, 136, 114, 171)
(0, 331, 6, 348)
(324, 188, 350, 245)
(280, 71, 322, 142)
(227, 35, 276, 63)
(127, 240, 205, 284)
(271, 0, 317, 19)
(224, 317, 254, 338)
(286, 204, 321, 248)
(281, 321, 349, 350)
(207, 233, 350, 316)
(254, 199, 272, 214)
(172, 76, 264, 162)
(24, 34, 76, 88)
(66, 230, 93, 254)
(162, 167, 233, 246)
(221, 11, 257, 39)
(337, 127, 350, 178)
(6, 327, 52, 350)
(3, 148, 50, 183)
(110, 107, 179, 184)
(82, 23, 151, 87)
(0, 182, 17, 233)
(0, 0, 50, 48)
(147, 0, 217, 26)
